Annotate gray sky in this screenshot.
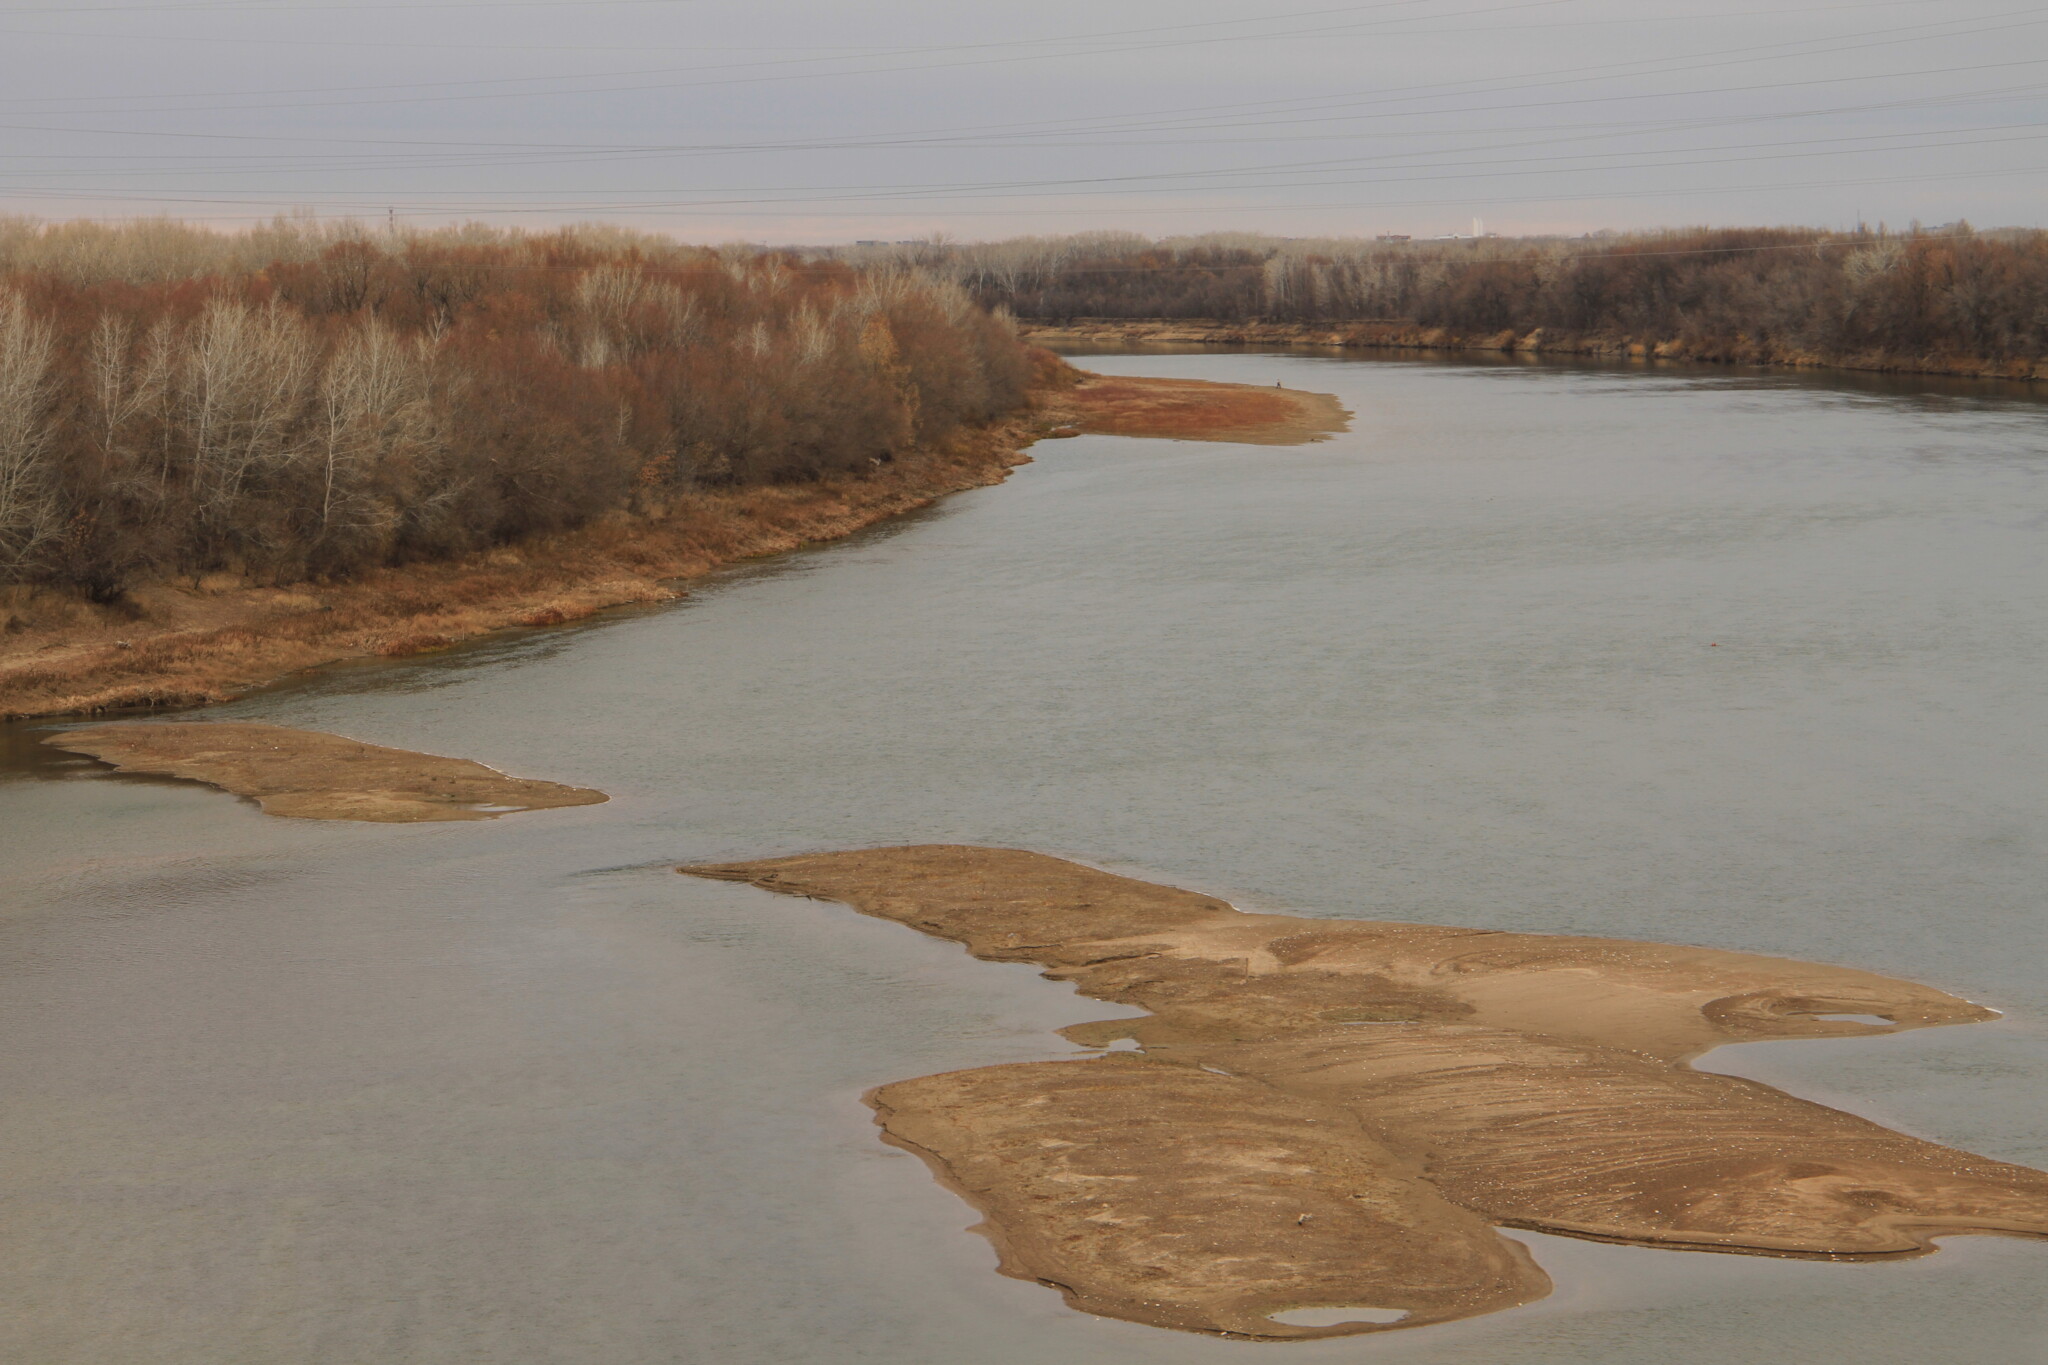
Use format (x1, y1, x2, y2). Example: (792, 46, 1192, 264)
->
(3, 0, 2043, 240)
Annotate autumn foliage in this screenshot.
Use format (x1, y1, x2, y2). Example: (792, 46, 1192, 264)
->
(0, 221, 1031, 599)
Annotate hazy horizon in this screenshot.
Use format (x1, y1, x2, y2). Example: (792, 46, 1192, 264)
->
(3, 0, 2044, 241)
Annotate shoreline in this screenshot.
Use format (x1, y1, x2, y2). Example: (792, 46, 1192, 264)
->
(0, 417, 1042, 722)
(1023, 319, 2048, 383)
(0, 367, 1350, 722)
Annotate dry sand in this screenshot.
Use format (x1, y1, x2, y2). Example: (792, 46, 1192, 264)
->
(872, 1057, 1548, 1340)
(46, 721, 605, 821)
(682, 845, 2045, 1339)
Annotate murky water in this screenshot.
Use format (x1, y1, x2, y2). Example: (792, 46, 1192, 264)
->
(3, 351, 2045, 1363)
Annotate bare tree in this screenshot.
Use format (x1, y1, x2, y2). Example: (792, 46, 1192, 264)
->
(179, 296, 317, 540)
(313, 318, 433, 558)
(0, 291, 60, 579)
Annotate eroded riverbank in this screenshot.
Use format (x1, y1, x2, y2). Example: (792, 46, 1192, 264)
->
(685, 845, 2044, 1340)
(0, 418, 1040, 721)
(0, 365, 1348, 722)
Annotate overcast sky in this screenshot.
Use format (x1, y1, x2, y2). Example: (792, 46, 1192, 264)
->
(3, 0, 2042, 240)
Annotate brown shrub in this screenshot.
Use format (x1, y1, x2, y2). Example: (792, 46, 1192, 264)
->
(0, 224, 1035, 599)
(907, 227, 2048, 368)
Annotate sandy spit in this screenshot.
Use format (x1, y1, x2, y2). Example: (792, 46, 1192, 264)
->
(46, 721, 605, 821)
(1040, 371, 1350, 445)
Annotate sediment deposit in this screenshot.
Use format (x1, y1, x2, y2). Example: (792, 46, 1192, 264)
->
(1177, 1025, 2048, 1259)
(47, 721, 606, 821)
(871, 1058, 1549, 1339)
(683, 845, 2042, 1338)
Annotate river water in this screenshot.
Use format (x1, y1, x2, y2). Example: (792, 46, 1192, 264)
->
(2, 350, 2044, 1362)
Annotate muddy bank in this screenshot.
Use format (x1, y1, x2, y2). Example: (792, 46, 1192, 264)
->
(1038, 371, 1349, 445)
(1024, 320, 2048, 383)
(683, 845, 2046, 1340)
(0, 417, 1038, 721)
(46, 721, 605, 821)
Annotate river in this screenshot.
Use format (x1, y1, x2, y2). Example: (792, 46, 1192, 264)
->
(2, 349, 2044, 1362)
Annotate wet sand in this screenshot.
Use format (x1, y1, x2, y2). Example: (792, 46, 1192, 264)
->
(46, 721, 606, 821)
(684, 845, 2047, 1340)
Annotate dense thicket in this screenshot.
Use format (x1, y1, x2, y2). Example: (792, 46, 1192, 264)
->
(839, 227, 2048, 364)
(0, 220, 1031, 598)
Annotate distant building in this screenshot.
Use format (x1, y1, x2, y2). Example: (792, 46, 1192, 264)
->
(1376, 233, 1411, 242)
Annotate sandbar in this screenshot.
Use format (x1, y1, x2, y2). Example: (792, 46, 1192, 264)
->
(46, 721, 607, 822)
(872, 1056, 1548, 1339)
(682, 845, 2043, 1338)
(1051, 373, 1349, 445)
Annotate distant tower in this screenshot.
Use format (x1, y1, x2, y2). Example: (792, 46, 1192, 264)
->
(1473, 216, 1484, 238)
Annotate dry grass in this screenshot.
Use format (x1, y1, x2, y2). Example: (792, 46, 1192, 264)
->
(0, 416, 1036, 719)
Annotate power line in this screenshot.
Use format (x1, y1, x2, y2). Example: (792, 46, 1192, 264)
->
(10, 158, 2041, 225)
(2, 55, 2037, 197)
(0, 0, 1959, 56)
(0, 0, 1588, 116)
(3, 0, 2035, 229)
(7, 126, 2041, 215)
(3, 10, 2034, 154)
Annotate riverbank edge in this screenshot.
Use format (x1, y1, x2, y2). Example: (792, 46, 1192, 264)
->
(1023, 320, 2048, 383)
(0, 414, 1048, 722)
(2, 362, 1369, 722)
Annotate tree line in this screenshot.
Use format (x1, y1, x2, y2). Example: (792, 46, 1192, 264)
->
(0, 220, 1032, 599)
(837, 226, 2048, 367)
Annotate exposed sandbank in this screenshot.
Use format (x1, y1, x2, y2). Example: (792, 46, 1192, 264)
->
(46, 721, 605, 821)
(1042, 371, 1349, 445)
(871, 1057, 1548, 1340)
(682, 845, 2044, 1339)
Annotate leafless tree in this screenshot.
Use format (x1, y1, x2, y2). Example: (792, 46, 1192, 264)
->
(0, 291, 60, 578)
